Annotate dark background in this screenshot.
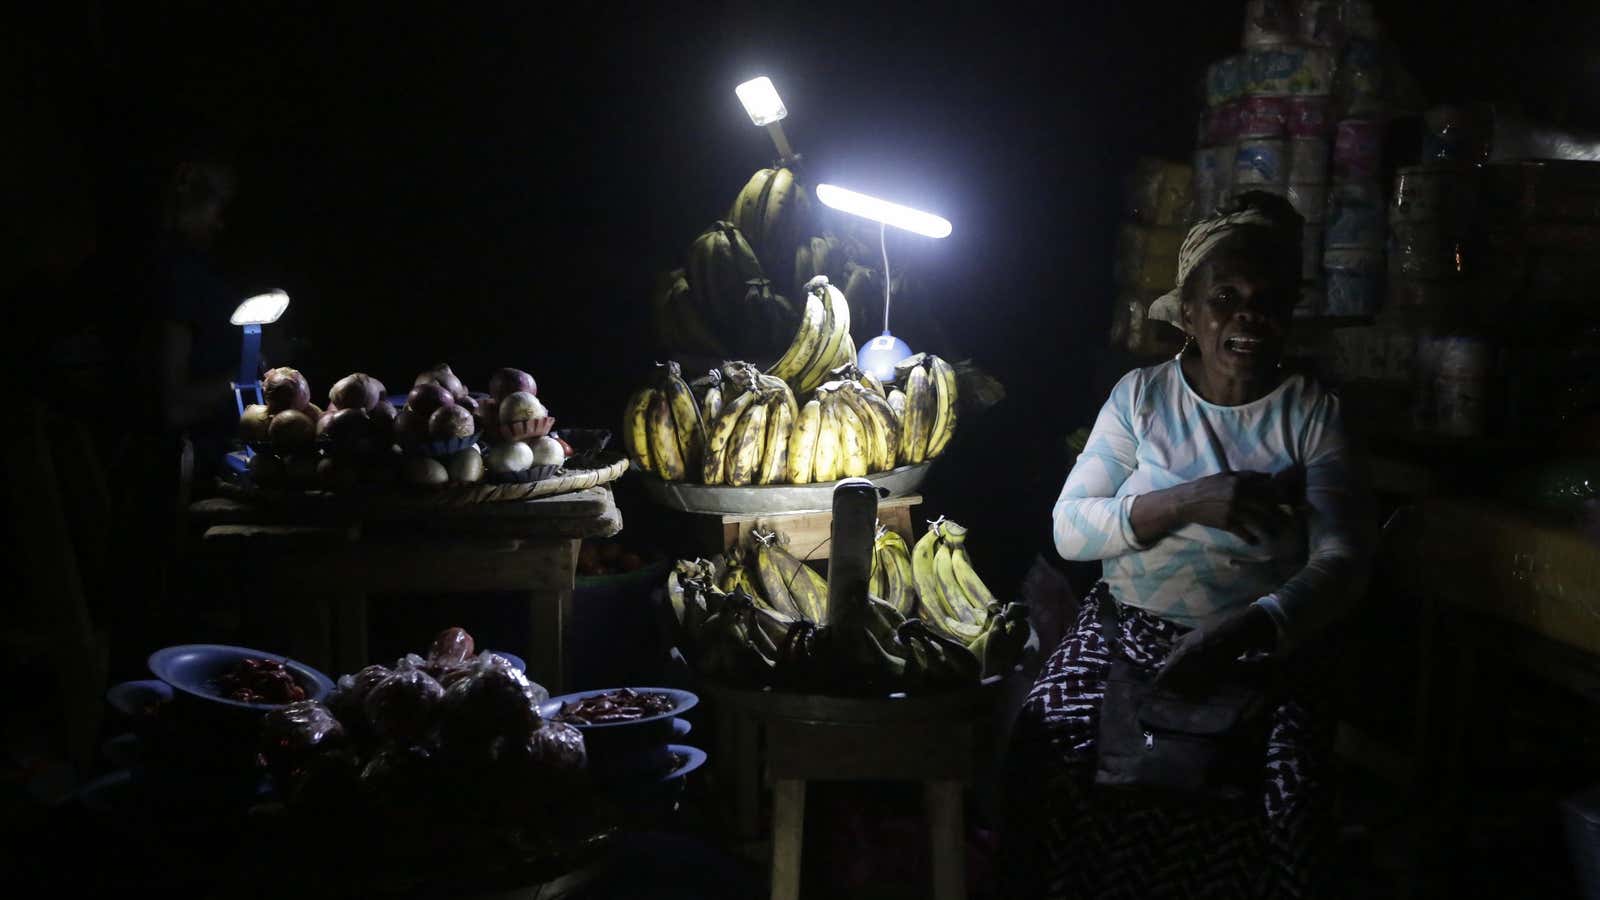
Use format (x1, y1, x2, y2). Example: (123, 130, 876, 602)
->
(9, 0, 1600, 588)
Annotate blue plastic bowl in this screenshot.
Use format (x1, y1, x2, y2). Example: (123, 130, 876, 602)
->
(539, 686, 697, 729)
(540, 687, 697, 778)
(147, 644, 336, 714)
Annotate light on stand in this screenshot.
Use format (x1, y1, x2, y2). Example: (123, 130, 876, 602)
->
(229, 288, 290, 429)
(736, 76, 798, 164)
(816, 184, 951, 383)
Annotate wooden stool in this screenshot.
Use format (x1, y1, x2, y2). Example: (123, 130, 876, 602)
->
(705, 681, 1001, 900)
(696, 493, 922, 561)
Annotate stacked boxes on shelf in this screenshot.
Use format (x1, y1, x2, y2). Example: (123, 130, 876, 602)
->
(1109, 158, 1192, 358)
(1193, 0, 1387, 322)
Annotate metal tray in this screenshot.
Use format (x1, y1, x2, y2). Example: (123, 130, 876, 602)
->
(637, 462, 933, 515)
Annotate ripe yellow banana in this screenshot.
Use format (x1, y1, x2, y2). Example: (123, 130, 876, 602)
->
(647, 391, 687, 481)
(811, 396, 843, 483)
(900, 365, 932, 464)
(933, 530, 977, 624)
(788, 399, 821, 484)
(942, 520, 998, 617)
(911, 521, 983, 641)
(872, 527, 916, 617)
(831, 393, 871, 478)
(731, 168, 775, 234)
(887, 388, 907, 420)
(926, 355, 959, 459)
(860, 370, 887, 399)
(725, 399, 768, 487)
(833, 386, 884, 474)
(761, 167, 796, 255)
(795, 281, 845, 395)
(758, 396, 792, 485)
(857, 388, 901, 471)
(702, 372, 723, 425)
(622, 388, 655, 472)
(703, 390, 756, 484)
(658, 361, 705, 471)
(755, 373, 799, 423)
(768, 538, 827, 622)
(752, 533, 806, 619)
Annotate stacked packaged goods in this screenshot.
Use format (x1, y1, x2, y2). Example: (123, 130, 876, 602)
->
(1195, 1, 1382, 321)
(1110, 158, 1192, 358)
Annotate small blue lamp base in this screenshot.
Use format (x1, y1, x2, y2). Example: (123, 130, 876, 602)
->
(858, 331, 913, 384)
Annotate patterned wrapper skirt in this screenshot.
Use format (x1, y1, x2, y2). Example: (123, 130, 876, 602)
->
(1003, 583, 1336, 900)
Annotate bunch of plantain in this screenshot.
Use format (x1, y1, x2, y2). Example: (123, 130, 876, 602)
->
(868, 525, 917, 617)
(650, 268, 726, 358)
(746, 530, 829, 622)
(701, 371, 797, 486)
(622, 361, 707, 481)
(728, 167, 814, 297)
(765, 276, 855, 396)
(789, 377, 899, 483)
(662, 517, 1030, 692)
(792, 233, 846, 302)
(910, 517, 1034, 677)
(894, 353, 959, 464)
(681, 221, 796, 357)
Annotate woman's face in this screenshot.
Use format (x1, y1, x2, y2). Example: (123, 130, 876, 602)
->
(1179, 250, 1296, 385)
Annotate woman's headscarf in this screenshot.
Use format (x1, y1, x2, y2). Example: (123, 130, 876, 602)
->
(1147, 191, 1301, 332)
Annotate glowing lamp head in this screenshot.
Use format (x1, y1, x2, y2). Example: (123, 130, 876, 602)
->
(231, 290, 290, 326)
(815, 184, 951, 238)
(735, 76, 787, 127)
(858, 332, 914, 384)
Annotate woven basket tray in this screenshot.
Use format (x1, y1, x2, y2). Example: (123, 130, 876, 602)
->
(216, 452, 628, 510)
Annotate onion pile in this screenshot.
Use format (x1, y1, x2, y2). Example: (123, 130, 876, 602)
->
(237, 363, 561, 491)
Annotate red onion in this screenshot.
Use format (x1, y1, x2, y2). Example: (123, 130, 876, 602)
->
(394, 408, 429, 442)
(415, 364, 467, 400)
(370, 400, 398, 438)
(315, 409, 339, 439)
(428, 405, 475, 440)
(330, 373, 382, 412)
(498, 391, 546, 424)
(328, 407, 372, 444)
(263, 367, 311, 414)
(406, 383, 454, 418)
(239, 404, 272, 442)
(488, 368, 537, 401)
(269, 409, 316, 450)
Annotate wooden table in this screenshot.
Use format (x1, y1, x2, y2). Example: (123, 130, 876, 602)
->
(703, 680, 1004, 900)
(688, 493, 923, 561)
(188, 486, 622, 690)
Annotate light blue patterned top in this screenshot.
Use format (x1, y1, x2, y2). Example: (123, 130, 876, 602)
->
(1053, 359, 1373, 646)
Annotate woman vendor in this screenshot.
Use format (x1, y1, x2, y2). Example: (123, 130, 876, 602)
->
(1006, 191, 1376, 899)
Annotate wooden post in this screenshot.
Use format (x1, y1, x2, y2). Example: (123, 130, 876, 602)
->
(926, 780, 967, 900)
(770, 779, 806, 900)
(527, 539, 578, 693)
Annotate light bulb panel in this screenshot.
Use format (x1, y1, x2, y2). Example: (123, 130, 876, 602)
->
(816, 184, 951, 238)
(735, 77, 787, 127)
(231, 289, 290, 326)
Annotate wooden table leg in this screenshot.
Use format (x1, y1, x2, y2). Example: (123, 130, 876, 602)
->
(771, 779, 806, 900)
(926, 779, 966, 900)
(528, 586, 573, 694)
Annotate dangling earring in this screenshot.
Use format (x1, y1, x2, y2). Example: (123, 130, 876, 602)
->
(1175, 333, 1195, 360)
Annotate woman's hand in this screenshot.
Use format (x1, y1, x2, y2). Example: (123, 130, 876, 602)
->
(1153, 605, 1277, 694)
(1176, 468, 1301, 545)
